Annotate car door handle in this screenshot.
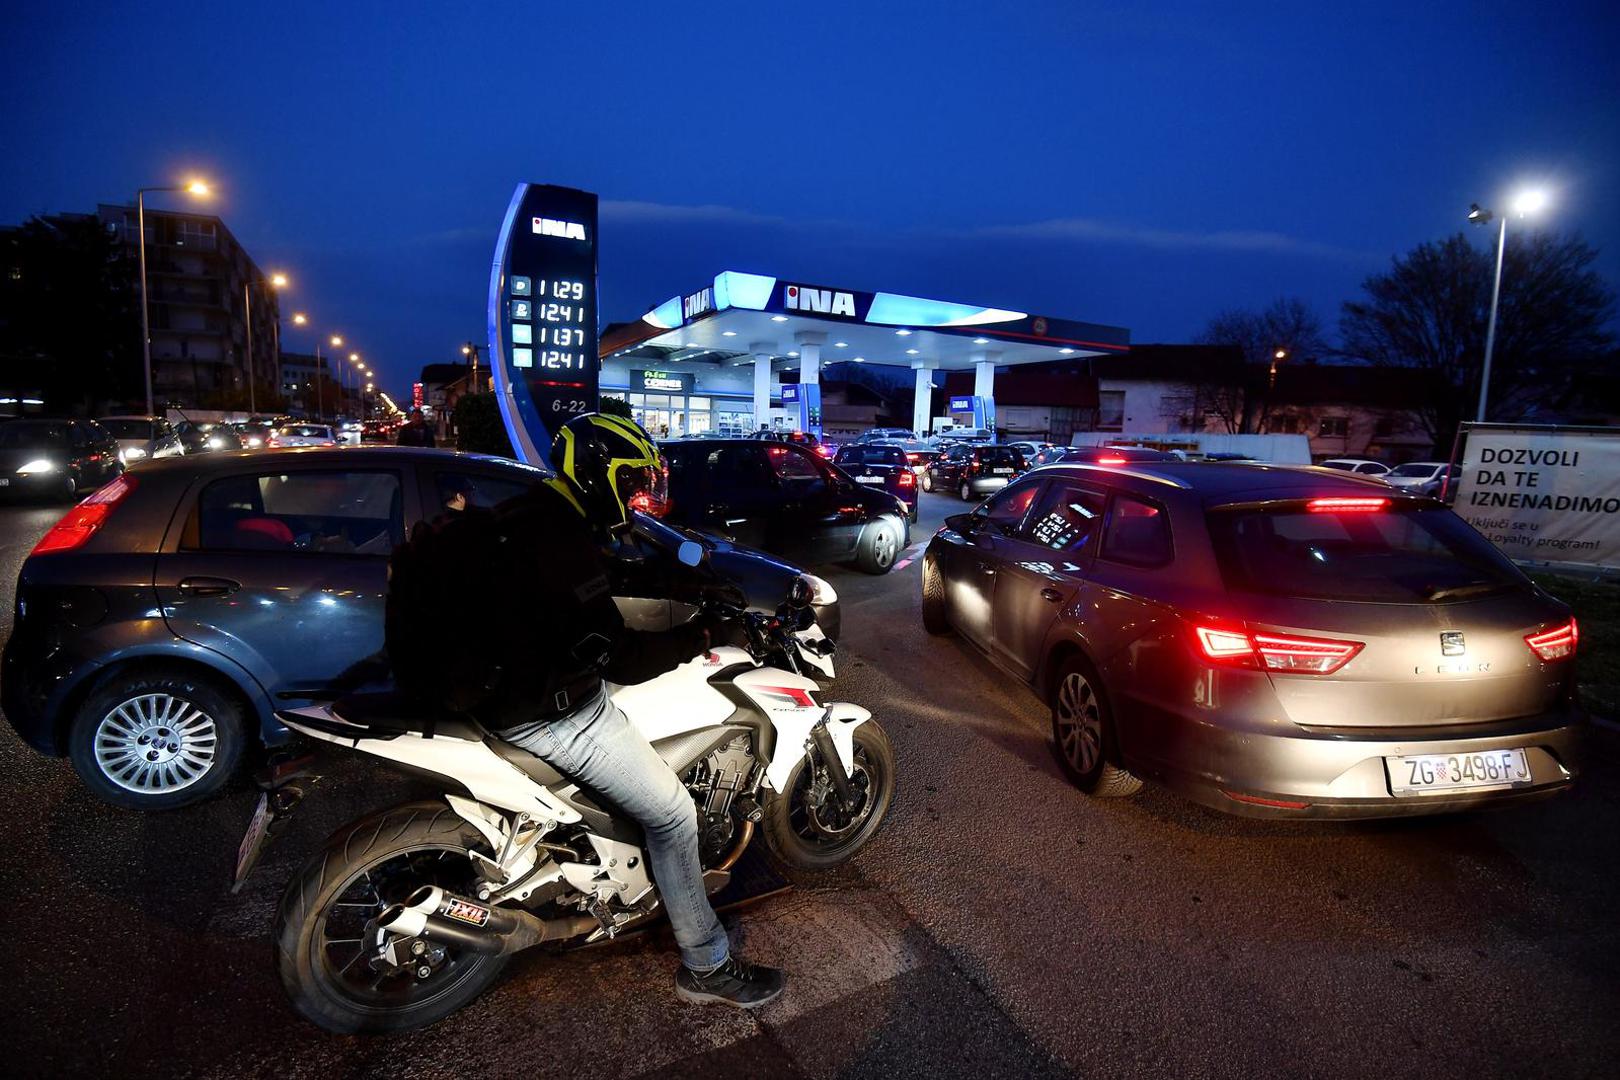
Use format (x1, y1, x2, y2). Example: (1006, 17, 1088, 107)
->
(978, 563, 997, 577)
(176, 576, 239, 598)
(1040, 587, 1063, 603)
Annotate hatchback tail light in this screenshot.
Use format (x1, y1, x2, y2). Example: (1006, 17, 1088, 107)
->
(1190, 620, 1364, 675)
(1097, 455, 1127, 465)
(897, 469, 916, 488)
(267, 436, 282, 448)
(1307, 497, 1388, 513)
(31, 475, 137, 556)
(1525, 618, 1578, 661)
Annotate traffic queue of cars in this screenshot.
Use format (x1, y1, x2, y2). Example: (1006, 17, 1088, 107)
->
(0, 421, 1585, 824)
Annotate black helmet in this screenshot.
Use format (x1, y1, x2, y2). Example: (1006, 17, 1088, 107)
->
(549, 413, 669, 529)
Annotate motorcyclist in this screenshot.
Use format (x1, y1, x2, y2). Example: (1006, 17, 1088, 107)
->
(483, 412, 786, 1009)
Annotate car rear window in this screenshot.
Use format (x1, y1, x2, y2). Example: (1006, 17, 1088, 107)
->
(0, 421, 68, 447)
(99, 419, 154, 440)
(279, 425, 331, 438)
(976, 447, 1022, 467)
(862, 447, 906, 467)
(190, 471, 403, 555)
(1207, 505, 1524, 602)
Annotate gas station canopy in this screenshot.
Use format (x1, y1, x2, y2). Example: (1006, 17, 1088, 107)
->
(600, 270, 1129, 436)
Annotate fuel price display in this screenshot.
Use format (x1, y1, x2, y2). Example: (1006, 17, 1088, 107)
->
(489, 183, 600, 464)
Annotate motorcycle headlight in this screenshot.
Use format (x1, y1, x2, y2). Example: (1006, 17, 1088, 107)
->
(800, 574, 837, 606)
(16, 458, 54, 475)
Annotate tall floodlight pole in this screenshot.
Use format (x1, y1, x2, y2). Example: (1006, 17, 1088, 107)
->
(1468, 189, 1548, 423)
(135, 180, 211, 415)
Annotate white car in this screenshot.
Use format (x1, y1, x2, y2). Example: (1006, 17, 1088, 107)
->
(98, 415, 184, 464)
(268, 423, 338, 448)
(1383, 461, 1449, 490)
(1318, 457, 1390, 478)
(337, 420, 364, 446)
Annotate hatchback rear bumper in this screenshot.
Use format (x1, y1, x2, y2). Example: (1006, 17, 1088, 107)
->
(1133, 711, 1584, 820)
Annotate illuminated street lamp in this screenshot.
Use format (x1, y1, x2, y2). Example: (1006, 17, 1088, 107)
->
(243, 271, 289, 414)
(1468, 188, 1550, 422)
(1269, 347, 1288, 389)
(135, 178, 212, 415)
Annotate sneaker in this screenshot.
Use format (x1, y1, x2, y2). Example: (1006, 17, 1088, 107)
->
(674, 955, 786, 1009)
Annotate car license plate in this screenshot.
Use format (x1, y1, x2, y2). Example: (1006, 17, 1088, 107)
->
(1387, 749, 1531, 796)
(855, 475, 884, 484)
(233, 792, 273, 888)
(992, 467, 1014, 474)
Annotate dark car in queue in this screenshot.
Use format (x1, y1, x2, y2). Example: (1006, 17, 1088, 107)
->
(923, 443, 1027, 499)
(175, 421, 244, 454)
(880, 439, 940, 478)
(0, 417, 123, 500)
(920, 461, 1582, 819)
(662, 437, 910, 574)
(833, 442, 918, 522)
(1, 447, 841, 811)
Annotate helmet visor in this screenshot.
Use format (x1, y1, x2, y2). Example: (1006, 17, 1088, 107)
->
(623, 462, 670, 519)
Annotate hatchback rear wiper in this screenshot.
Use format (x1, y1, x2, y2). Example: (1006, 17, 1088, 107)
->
(1422, 582, 1512, 602)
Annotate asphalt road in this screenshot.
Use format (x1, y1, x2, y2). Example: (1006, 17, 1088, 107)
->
(2, 490, 1617, 1079)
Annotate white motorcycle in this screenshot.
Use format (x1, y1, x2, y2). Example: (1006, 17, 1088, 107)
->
(234, 541, 893, 1034)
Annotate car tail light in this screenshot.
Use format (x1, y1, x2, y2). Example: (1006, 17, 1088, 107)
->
(31, 475, 137, 556)
(267, 435, 282, 448)
(1307, 497, 1388, 513)
(1190, 620, 1364, 675)
(1525, 618, 1578, 661)
(897, 469, 916, 488)
(816, 445, 833, 458)
(1098, 455, 1127, 465)
(906, 453, 919, 463)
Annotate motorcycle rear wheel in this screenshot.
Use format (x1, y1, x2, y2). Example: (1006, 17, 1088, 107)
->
(762, 721, 895, 872)
(274, 800, 510, 1034)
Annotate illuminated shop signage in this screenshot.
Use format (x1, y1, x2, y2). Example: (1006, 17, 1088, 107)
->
(634, 369, 694, 394)
(489, 183, 600, 464)
(683, 287, 714, 321)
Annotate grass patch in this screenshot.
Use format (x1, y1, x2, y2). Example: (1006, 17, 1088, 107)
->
(1531, 572, 1620, 720)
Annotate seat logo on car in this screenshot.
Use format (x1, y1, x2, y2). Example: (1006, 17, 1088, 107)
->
(1440, 631, 1466, 657)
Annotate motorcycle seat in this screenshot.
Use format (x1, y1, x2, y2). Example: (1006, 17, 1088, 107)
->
(330, 691, 487, 742)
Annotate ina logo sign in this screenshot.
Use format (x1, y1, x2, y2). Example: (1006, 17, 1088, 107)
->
(784, 284, 856, 318)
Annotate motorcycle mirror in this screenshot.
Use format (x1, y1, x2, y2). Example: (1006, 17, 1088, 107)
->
(677, 540, 705, 568)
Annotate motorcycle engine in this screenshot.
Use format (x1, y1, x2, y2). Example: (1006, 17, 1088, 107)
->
(685, 735, 757, 863)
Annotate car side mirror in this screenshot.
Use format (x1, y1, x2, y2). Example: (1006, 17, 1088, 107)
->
(945, 512, 980, 535)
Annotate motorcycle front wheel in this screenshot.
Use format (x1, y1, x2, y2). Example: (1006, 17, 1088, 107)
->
(274, 800, 509, 1034)
(762, 721, 895, 871)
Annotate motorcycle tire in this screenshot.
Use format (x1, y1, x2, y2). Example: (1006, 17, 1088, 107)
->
(274, 800, 510, 1034)
(763, 720, 895, 873)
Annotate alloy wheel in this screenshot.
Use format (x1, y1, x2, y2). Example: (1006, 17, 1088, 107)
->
(93, 693, 218, 793)
(1055, 671, 1103, 775)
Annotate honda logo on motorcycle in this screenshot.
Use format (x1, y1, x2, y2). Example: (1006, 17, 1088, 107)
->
(1440, 632, 1466, 657)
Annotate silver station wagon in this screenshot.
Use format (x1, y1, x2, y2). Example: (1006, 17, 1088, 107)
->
(922, 461, 1583, 818)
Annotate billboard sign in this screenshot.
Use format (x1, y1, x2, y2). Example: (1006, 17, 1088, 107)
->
(1453, 426, 1620, 570)
(488, 183, 600, 464)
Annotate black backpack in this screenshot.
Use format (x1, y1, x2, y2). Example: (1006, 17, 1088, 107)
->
(385, 507, 524, 713)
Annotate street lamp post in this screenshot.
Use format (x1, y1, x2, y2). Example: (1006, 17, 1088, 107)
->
(462, 342, 481, 393)
(135, 180, 210, 416)
(1468, 189, 1549, 423)
(243, 272, 288, 416)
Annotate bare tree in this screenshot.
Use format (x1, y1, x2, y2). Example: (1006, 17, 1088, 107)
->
(1340, 231, 1614, 448)
(1192, 298, 1326, 433)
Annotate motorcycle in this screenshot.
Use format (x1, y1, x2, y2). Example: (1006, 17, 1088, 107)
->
(234, 537, 894, 1034)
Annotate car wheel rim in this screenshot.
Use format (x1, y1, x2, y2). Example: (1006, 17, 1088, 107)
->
(872, 528, 895, 567)
(93, 693, 218, 794)
(961, 484, 971, 500)
(1056, 672, 1103, 774)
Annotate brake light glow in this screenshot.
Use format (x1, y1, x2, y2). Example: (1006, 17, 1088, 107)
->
(897, 469, 916, 488)
(906, 453, 920, 463)
(816, 445, 833, 458)
(1191, 620, 1364, 675)
(1098, 456, 1127, 465)
(1307, 497, 1389, 513)
(31, 475, 137, 556)
(1525, 618, 1578, 661)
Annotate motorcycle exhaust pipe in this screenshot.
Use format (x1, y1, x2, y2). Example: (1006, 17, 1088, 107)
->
(376, 886, 596, 956)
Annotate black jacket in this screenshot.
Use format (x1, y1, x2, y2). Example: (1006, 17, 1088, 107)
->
(474, 484, 709, 729)
(396, 420, 436, 447)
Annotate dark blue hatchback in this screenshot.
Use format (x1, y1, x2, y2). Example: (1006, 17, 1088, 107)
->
(1, 446, 837, 811)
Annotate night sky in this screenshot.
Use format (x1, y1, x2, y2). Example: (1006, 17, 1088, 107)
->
(3, 1, 1616, 399)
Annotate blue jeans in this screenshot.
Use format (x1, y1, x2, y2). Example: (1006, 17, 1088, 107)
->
(501, 689, 730, 970)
